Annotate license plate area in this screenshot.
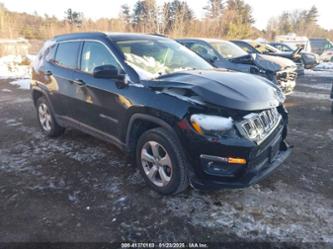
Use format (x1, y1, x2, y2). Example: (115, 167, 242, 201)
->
(269, 138, 281, 163)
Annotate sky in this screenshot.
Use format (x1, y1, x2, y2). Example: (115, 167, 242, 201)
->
(1, 0, 332, 30)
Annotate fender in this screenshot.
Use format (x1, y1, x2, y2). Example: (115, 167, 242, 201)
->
(125, 113, 180, 148)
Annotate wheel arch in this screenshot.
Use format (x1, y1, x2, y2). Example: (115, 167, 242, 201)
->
(125, 113, 181, 156)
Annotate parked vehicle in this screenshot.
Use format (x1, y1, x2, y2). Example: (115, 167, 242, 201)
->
(319, 49, 333, 62)
(269, 42, 319, 69)
(231, 40, 304, 75)
(275, 34, 312, 53)
(32, 32, 292, 195)
(177, 38, 297, 95)
(310, 38, 333, 55)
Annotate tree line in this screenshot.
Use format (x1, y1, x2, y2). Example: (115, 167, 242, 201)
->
(0, 0, 332, 41)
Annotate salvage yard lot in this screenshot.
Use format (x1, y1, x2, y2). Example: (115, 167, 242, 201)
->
(0, 72, 332, 245)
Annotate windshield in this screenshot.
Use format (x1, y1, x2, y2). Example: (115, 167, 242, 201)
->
(250, 42, 280, 53)
(115, 38, 213, 79)
(210, 40, 247, 59)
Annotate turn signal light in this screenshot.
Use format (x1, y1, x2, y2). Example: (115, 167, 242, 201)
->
(227, 157, 247, 165)
(191, 121, 204, 135)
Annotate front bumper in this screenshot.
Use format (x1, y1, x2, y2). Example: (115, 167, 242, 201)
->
(180, 112, 291, 190)
(190, 141, 292, 190)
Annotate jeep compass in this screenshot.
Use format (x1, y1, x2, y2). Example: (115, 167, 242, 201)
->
(32, 32, 292, 195)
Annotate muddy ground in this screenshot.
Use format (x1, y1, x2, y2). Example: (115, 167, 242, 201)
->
(0, 72, 332, 247)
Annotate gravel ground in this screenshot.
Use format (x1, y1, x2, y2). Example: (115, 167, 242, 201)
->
(0, 71, 332, 248)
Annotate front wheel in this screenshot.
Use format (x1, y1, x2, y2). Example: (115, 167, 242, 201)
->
(136, 127, 189, 195)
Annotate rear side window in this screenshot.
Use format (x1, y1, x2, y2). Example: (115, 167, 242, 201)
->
(54, 42, 80, 69)
(80, 41, 119, 74)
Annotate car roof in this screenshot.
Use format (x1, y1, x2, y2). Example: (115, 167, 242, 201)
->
(53, 32, 168, 42)
(177, 38, 228, 43)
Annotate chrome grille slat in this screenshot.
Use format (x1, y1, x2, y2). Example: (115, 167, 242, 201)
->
(239, 108, 282, 144)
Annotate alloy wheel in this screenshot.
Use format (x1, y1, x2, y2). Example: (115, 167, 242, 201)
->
(141, 141, 173, 187)
(38, 103, 52, 132)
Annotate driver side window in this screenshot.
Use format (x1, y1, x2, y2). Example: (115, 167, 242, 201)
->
(80, 41, 119, 74)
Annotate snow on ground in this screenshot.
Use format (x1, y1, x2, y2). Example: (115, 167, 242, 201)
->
(291, 91, 329, 100)
(0, 55, 35, 79)
(314, 62, 333, 72)
(9, 79, 31, 90)
(165, 181, 333, 242)
(305, 69, 333, 77)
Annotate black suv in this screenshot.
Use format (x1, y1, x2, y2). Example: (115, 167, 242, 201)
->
(32, 32, 292, 195)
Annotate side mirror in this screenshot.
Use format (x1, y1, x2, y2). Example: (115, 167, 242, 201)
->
(93, 65, 124, 80)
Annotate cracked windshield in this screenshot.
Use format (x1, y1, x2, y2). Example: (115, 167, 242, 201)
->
(116, 39, 212, 79)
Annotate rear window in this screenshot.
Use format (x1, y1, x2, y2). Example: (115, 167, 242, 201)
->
(54, 42, 80, 69)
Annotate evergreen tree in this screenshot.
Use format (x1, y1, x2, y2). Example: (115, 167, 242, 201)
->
(132, 0, 158, 32)
(120, 4, 131, 24)
(204, 0, 224, 18)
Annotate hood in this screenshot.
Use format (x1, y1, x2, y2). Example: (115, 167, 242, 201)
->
(152, 70, 285, 111)
(253, 54, 296, 72)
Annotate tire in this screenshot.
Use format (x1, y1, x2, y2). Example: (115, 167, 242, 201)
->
(136, 127, 189, 195)
(331, 101, 333, 115)
(36, 96, 65, 137)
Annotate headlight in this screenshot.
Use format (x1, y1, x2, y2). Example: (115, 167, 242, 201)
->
(190, 114, 234, 136)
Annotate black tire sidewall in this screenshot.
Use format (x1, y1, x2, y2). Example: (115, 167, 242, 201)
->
(136, 129, 185, 195)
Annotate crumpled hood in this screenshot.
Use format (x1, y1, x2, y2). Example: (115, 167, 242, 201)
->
(153, 70, 285, 111)
(254, 54, 296, 72)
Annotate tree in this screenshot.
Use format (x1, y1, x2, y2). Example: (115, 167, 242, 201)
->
(306, 5, 319, 24)
(162, 0, 193, 35)
(64, 8, 83, 27)
(120, 4, 131, 25)
(132, 0, 158, 33)
(204, 0, 224, 18)
(221, 0, 255, 38)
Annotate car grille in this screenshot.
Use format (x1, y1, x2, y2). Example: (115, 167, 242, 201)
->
(238, 108, 282, 144)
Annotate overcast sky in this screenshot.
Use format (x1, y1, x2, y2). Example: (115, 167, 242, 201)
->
(1, 0, 332, 30)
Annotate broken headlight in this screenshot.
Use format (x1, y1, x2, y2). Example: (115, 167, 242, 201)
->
(190, 114, 234, 137)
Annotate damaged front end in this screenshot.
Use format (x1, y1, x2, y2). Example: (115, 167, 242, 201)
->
(252, 54, 297, 95)
(146, 70, 292, 189)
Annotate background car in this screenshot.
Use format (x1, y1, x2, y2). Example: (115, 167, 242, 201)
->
(178, 38, 297, 94)
(269, 42, 319, 69)
(310, 38, 333, 55)
(231, 40, 305, 74)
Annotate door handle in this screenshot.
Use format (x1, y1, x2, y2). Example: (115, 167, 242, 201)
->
(71, 79, 86, 86)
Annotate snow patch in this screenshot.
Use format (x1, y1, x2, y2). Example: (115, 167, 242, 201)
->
(300, 83, 332, 91)
(0, 55, 34, 79)
(2, 88, 12, 92)
(327, 129, 333, 141)
(314, 62, 333, 72)
(291, 91, 329, 100)
(164, 182, 333, 242)
(190, 114, 233, 131)
(9, 79, 31, 90)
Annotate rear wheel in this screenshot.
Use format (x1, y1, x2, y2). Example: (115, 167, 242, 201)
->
(136, 127, 189, 195)
(36, 96, 65, 137)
